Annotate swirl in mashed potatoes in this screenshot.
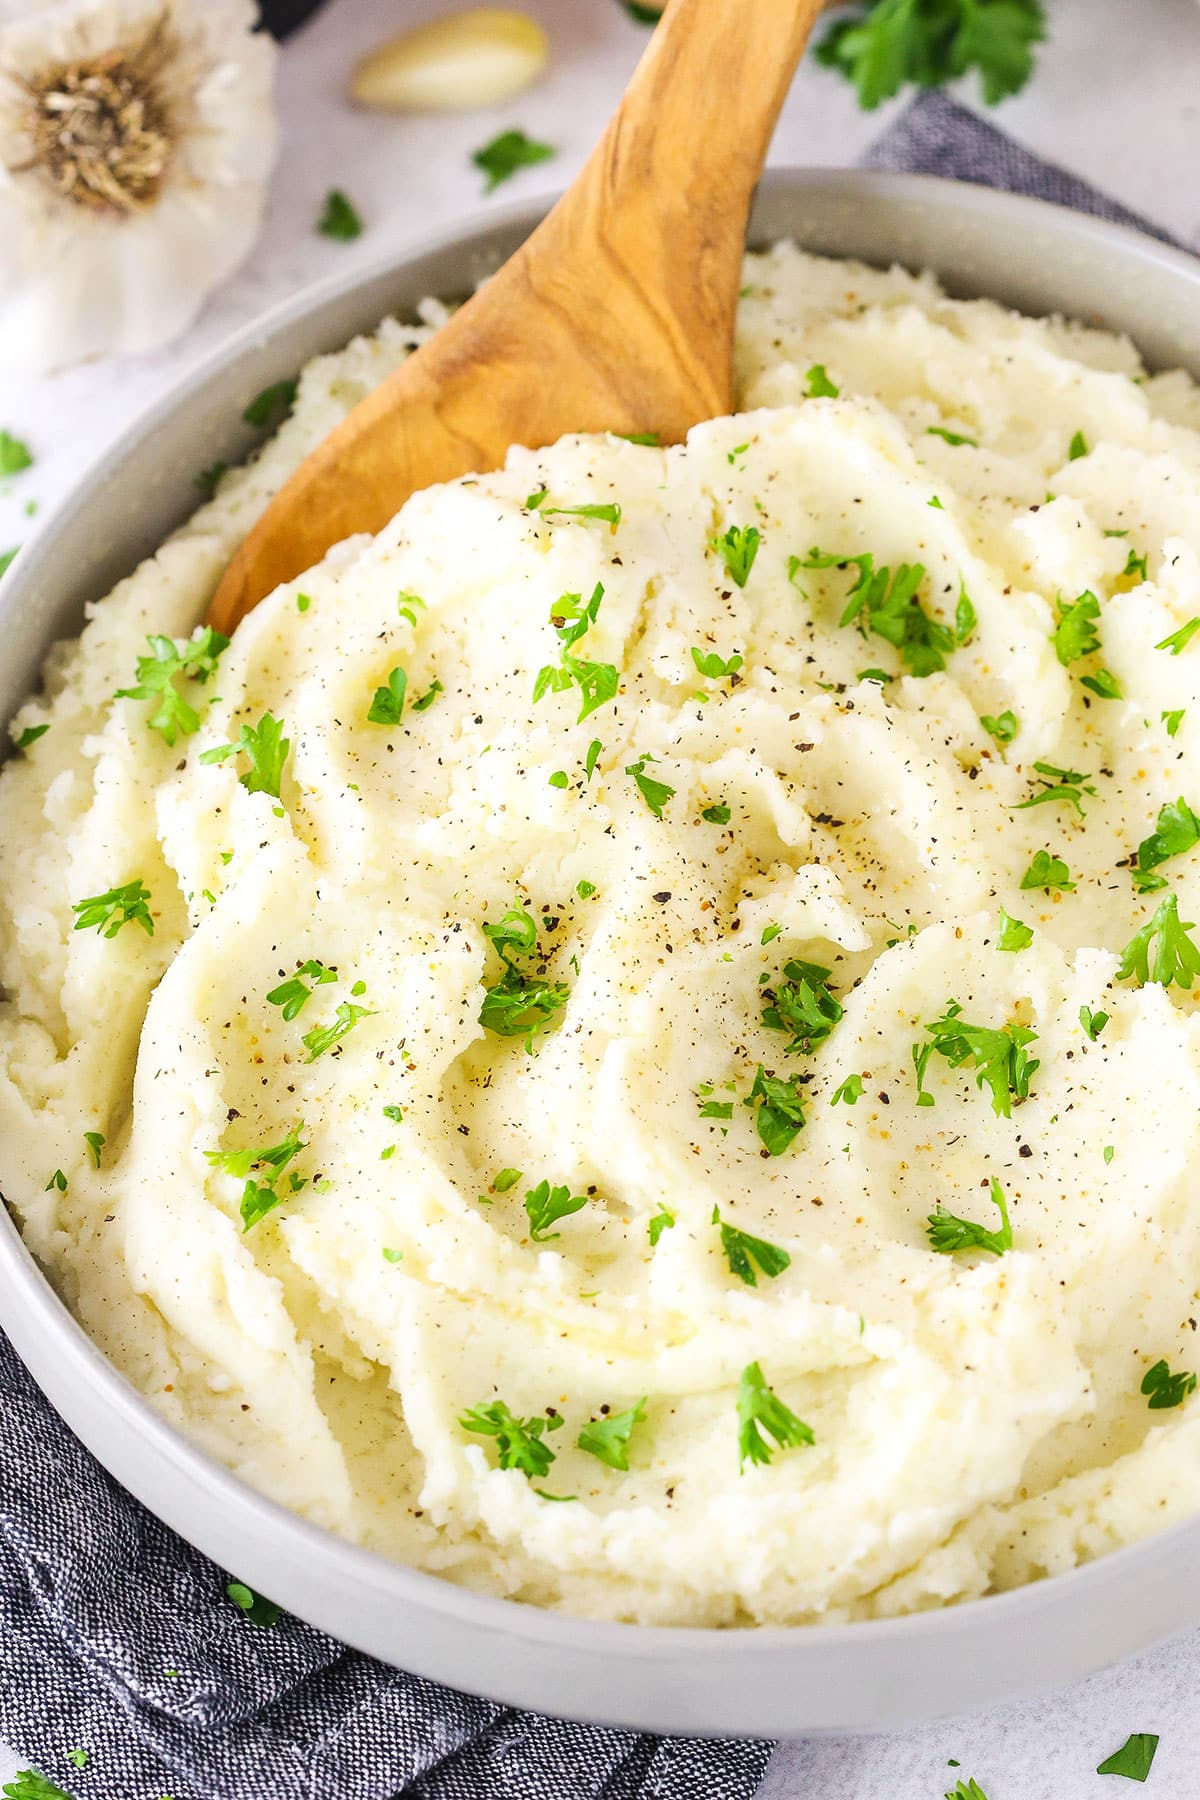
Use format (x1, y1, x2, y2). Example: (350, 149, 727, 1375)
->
(6, 248, 1200, 1625)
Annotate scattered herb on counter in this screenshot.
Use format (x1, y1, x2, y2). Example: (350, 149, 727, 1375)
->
(648, 1206, 675, 1245)
(747, 1065, 806, 1155)
(479, 903, 570, 1046)
(1132, 797, 1200, 893)
(980, 708, 1018, 745)
(524, 1177, 588, 1242)
(926, 1178, 1012, 1256)
(691, 645, 743, 680)
(317, 188, 363, 241)
(15, 723, 49, 750)
(84, 1131, 105, 1168)
(1141, 1358, 1196, 1411)
(805, 363, 839, 398)
(796, 547, 955, 677)
(472, 128, 555, 193)
(945, 1781, 990, 1800)
(367, 666, 407, 725)
(815, 0, 1044, 111)
(302, 1000, 376, 1061)
(926, 425, 977, 447)
(200, 712, 291, 798)
(997, 909, 1033, 952)
(266, 959, 338, 1020)
(1019, 849, 1075, 892)
(761, 958, 843, 1055)
(1096, 1732, 1159, 1781)
(0, 430, 33, 475)
(737, 1360, 814, 1471)
(459, 1398, 562, 1476)
(713, 1205, 791, 1287)
(1080, 1004, 1109, 1041)
(711, 523, 760, 588)
(1156, 617, 1200, 656)
(1, 1771, 77, 1800)
(226, 1580, 282, 1627)
(64, 1754, 87, 1772)
(1116, 892, 1200, 990)
(1012, 760, 1096, 818)
(71, 879, 154, 939)
(115, 627, 229, 746)
(955, 586, 977, 646)
(533, 582, 619, 722)
(625, 754, 675, 820)
(698, 1096, 734, 1121)
(578, 1398, 647, 1471)
(915, 1002, 1038, 1117)
(242, 378, 297, 430)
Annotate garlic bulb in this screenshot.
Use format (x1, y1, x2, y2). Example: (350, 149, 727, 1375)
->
(351, 8, 548, 114)
(0, 0, 278, 373)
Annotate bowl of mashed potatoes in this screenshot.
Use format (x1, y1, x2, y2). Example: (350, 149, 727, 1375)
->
(4, 170, 1200, 1735)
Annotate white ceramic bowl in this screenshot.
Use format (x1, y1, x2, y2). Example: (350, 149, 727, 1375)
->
(4, 171, 1200, 1739)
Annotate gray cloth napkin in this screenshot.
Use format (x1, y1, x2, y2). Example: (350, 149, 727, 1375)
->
(0, 90, 1181, 1800)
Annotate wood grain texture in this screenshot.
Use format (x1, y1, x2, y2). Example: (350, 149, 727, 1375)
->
(209, 0, 825, 634)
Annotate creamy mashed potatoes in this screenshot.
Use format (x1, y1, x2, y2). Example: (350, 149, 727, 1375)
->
(6, 249, 1200, 1626)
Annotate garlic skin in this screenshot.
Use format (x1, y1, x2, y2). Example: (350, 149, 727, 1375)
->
(351, 8, 548, 114)
(0, 0, 278, 373)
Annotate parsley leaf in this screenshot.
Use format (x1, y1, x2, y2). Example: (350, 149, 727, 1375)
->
(761, 958, 843, 1054)
(1012, 759, 1096, 818)
(648, 1206, 675, 1245)
(200, 713, 290, 799)
(980, 708, 1018, 745)
(691, 645, 744, 680)
(1068, 428, 1089, 461)
(367, 667, 407, 725)
(317, 188, 363, 240)
(1141, 1358, 1196, 1411)
(524, 1177, 588, 1242)
(955, 586, 977, 645)
(711, 524, 760, 588)
(997, 909, 1033, 952)
(1080, 667, 1123, 700)
(1080, 1003, 1109, 1041)
(1, 1772, 76, 1800)
(701, 802, 731, 824)
(226, 1580, 283, 1627)
(71, 879, 154, 939)
(747, 1064, 807, 1154)
(831, 1072, 865, 1105)
(301, 1001, 375, 1061)
(916, 1002, 1039, 1117)
(195, 461, 227, 499)
(412, 678, 442, 712)
(1133, 797, 1200, 892)
(625, 754, 675, 820)
(945, 1782, 990, 1800)
(472, 128, 555, 193)
(805, 363, 840, 398)
(1096, 1733, 1159, 1781)
(543, 502, 622, 528)
(1117, 892, 1200, 990)
(713, 1204, 791, 1286)
(815, 0, 1043, 109)
(266, 958, 338, 1020)
(797, 547, 954, 677)
(0, 429, 33, 475)
(926, 425, 978, 447)
(243, 378, 297, 429)
(206, 1123, 307, 1183)
(479, 904, 570, 1045)
(578, 1397, 647, 1470)
(737, 1361, 814, 1471)
(459, 1399, 561, 1476)
(84, 1131, 105, 1168)
(1052, 588, 1101, 665)
(14, 723, 49, 750)
(532, 583, 619, 722)
(1163, 709, 1186, 737)
(0, 548, 19, 580)
(1156, 617, 1200, 656)
(926, 1178, 1012, 1256)
(1020, 849, 1075, 892)
(115, 628, 229, 746)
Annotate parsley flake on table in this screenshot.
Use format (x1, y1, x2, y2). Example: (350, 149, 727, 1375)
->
(226, 1580, 282, 1627)
(915, 1002, 1038, 1117)
(761, 958, 843, 1054)
(1117, 892, 1200, 990)
(200, 713, 290, 799)
(737, 1361, 814, 1471)
(115, 627, 229, 746)
(578, 1397, 647, 1471)
(945, 1781, 990, 1800)
(1132, 796, 1200, 893)
(1141, 1358, 1197, 1410)
(747, 1065, 807, 1155)
(64, 1754, 87, 1772)
(691, 645, 743, 680)
(648, 1206, 675, 1245)
(713, 1205, 791, 1287)
(479, 904, 570, 1045)
(524, 1177, 588, 1242)
(1, 1772, 77, 1800)
(625, 754, 675, 820)
(302, 1000, 375, 1061)
(533, 582, 619, 722)
(805, 363, 840, 398)
(1020, 849, 1075, 892)
(472, 128, 555, 193)
(980, 708, 1018, 745)
(367, 666, 407, 725)
(459, 1399, 562, 1476)
(997, 909, 1033, 952)
(1096, 1732, 1159, 1781)
(1156, 616, 1200, 656)
(71, 879, 154, 939)
(797, 547, 955, 677)
(0, 430, 33, 475)
(266, 958, 338, 1020)
(1013, 760, 1096, 818)
(711, 523, 760, 588)
(926, 1178, 1012, 1256)
(317, 188, 363, 240)
(242, 377, 297, 429)
(815, 0, 1044, 110)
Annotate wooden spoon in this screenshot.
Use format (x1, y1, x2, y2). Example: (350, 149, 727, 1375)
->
(209, 0, 824, 635)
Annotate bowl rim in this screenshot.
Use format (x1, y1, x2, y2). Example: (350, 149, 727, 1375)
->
(4, 166, 1200, 1737)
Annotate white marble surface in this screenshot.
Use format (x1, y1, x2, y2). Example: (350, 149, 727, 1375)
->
(3, 0, 1200, 1793)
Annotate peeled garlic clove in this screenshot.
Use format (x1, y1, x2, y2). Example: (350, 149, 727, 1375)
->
(351, 8, 549, 113)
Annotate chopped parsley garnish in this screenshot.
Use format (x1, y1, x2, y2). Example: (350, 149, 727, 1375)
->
(383, 1247, 403, 1262)
(317, 188, 363, 240)
(240, 1175, 304, 1230)
(1096, 1733, 1159, 1781)
(701, 802, 731, 824)
(737, 1361, 814, 1471)
(200, 712, 290, 798)
(367, 666, 407, 725)
(397, 590, 425, 626)
(1080, 1004, 1109, 1041)
(1, 1772, 76, 1799)
(0, 430, 33, 475)
(955, 587, 977, 645)
(524, 1177, 588, 1242)
(226, 1580, 282, 1627)
(543, 502, 622, 528)
(926, 1178, 1012, 1256)
(14, 723, 49, 750)
(479, 904, 570, 1045)
(576, 879, 597, 899)
(1068, 429, 1089, 460)
(713, 1204, 790, 1286)
(65, 1753, 87, 1771)
(195, 461, 227, 499)
(266, 958, 337, 1020)
(1117, 892, 1200, 990)
(412, 678, 442, 713)
(1012, 760, 1096, 817)
(831, 1072, 864, 1105)
(997, 909, 1033, 952)
(691, 645, 743, 680)
(926, 425, 978, 447)
(805, 364, 840, 398)
(45, 1169, 67, 1193)
(698, 1098, 734, 1120)
(0, 548, 18, 580)
(617, 429, 660, 444)
(761, 958, 843, 1054)
(1156, 617, 1200, 656)
(797, 547, 954, 677)
(815, 0, 1043, 110)
(1080, 668, 1123, 700)
(1020, 849, 1075, 892)
(648, 1206, 675, 1244)
(578, 1397, 647, 1470)
(242, 377, 297, 429)
(472, 128, 555, 193)
(296, 592, 311, 613)
(72, 879, 154, 939)
(585, 738, 602, 781)
(945, 1782, 990, 1800)
(1132, 797, 1200, 893)
(747, 1064, 806, 1155)
(301, 1000, 375, 1061)
(980, 708, 1018, 745)
(115, 627, 229, 746)
(1163, 709, 1186, 737)
(625, 754, 675, 820)
(84, 1131, 105, 1168)
(711, 523, 760, 588)
(533, 582, 619, 722)
(915, 1002, 1038, 1117)
(206, 1123, 307, 1182)
(1052, 588, 1101, 665)
(1142, 1358, 1196, 1410)
(492, 1166, 522, 1192)
(459, 1398, 561, 1475)
(1122, 547, 1149, 580)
